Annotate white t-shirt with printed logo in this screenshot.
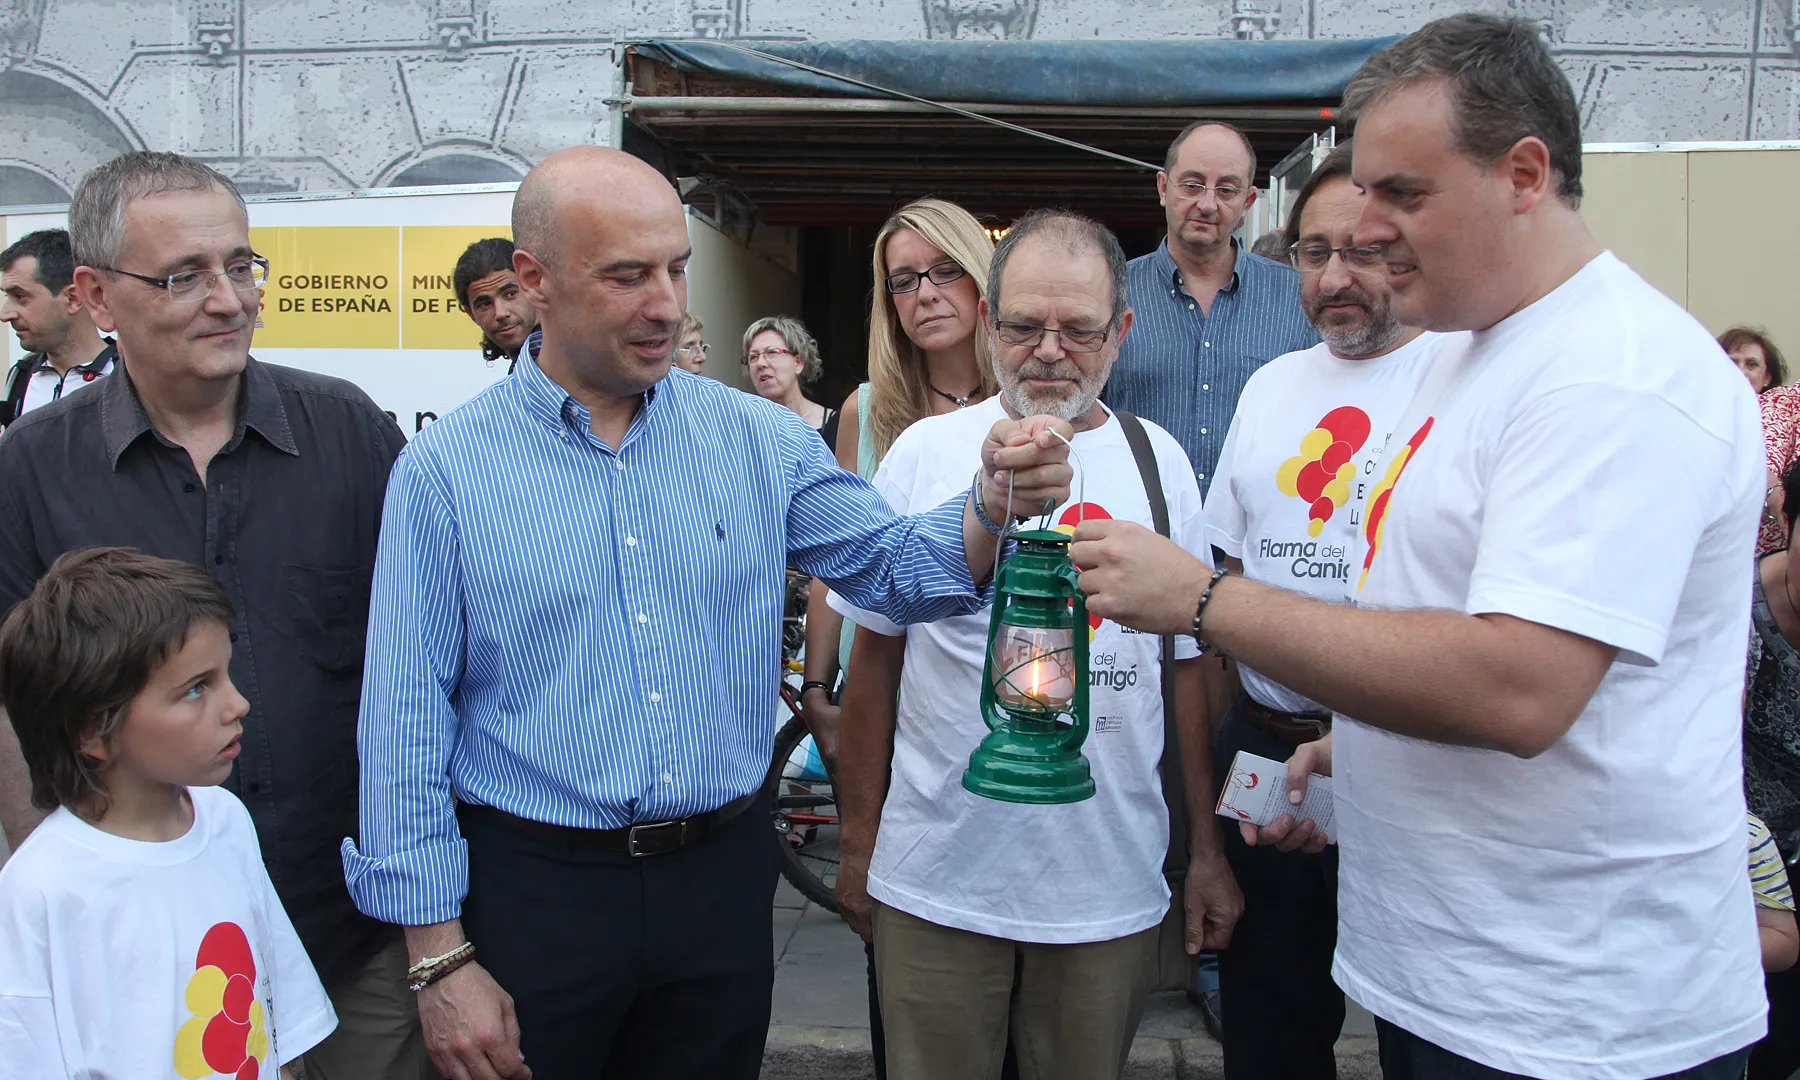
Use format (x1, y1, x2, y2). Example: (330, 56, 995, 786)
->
(1337, 252, 1765, 1078)
(0, 785, 337, 1080)
(830, 396, 1205, 943)
(1204, 332, 1439, 714)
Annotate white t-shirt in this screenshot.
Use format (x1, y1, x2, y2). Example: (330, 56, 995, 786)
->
(831, 397, 1205, 943)
(0, 786, 337, 1079)
(1204, 332, 1440, 714)
(15, 345, 115, 420)
(1337, 252, 1766, 1078)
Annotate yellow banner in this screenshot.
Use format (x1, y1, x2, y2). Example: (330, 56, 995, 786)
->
(401, 226, 514, 351)
(251, 226, 400, 349)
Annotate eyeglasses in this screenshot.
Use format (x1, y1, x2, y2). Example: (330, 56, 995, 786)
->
(743, 346, 795, 365)
(1287, 243, 1385, 274)
(101, 256, 270, 303)
(885, 261, 968, 295)
(994, 320, 1111, 353)
(679, 342, 710, 357)
(1172, 181, 1246, 203)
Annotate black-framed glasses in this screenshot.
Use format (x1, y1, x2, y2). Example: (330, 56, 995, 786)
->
(885, 261, 967, 295)
(994, 320, 1111, 353)
(1287, 243, 1384, 274)
(101, 256, 270, 303)
(1172, 180, 1246, 203)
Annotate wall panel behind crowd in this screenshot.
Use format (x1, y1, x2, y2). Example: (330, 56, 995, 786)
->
(1581, 145, 1800, 365)
(1, 194, 786, 434)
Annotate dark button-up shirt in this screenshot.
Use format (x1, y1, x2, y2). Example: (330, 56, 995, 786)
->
(1103, 240, 1318, 497)
(0, 357, 406, 985)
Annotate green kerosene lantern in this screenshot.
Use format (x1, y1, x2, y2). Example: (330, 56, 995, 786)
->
(962, 528, 1096, 804)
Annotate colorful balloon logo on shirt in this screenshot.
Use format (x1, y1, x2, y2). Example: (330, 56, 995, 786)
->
(1358, 417, 1435, 593)
(1276, 407, 1372, 538)
(1054, 503, 1110, 636)
(174, 922, 270, 1080)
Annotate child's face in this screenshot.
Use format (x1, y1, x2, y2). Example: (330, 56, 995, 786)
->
(86, 621, 248, 789)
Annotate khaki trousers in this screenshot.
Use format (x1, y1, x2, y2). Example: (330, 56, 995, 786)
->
(873, 901, 1158, 1080)
(301, 933, 438, 1080)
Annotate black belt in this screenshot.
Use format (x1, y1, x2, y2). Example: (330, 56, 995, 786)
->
(1242, 697, 1331, 746)
(465, 792, 758, 857)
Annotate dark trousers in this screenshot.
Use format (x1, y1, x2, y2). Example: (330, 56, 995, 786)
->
(1213, 701, 1345, 1079)
(1749, 963, 1800, 1079)
(459, 801, 778, 1080)
(1376, 1018, 1752, 1080)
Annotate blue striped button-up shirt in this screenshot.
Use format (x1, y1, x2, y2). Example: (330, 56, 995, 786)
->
(1103, 240, 1318, 497)
(342, 343, 985, 925)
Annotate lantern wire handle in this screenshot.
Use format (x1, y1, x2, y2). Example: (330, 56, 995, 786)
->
(988, 426, 1089, 589)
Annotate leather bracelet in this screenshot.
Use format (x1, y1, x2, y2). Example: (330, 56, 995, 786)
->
(799, 680, 830, 696)
(1192, 567, 1231, 653)
(409, 948, 476, 992)
(968, 475, 1008, 537)
(405, 941, 474, 991)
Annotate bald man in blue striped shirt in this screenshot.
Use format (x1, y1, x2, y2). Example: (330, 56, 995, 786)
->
(1103, 122, 1318, 499)
(341, 147, 1072, 1080)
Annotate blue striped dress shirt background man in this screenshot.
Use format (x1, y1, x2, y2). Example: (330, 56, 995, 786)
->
(342, 146, 1071, 1080)
(1103, 122, 1318, 499)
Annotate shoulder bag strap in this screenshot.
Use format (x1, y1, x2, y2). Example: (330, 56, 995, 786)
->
(1112, 410, 1188, 878)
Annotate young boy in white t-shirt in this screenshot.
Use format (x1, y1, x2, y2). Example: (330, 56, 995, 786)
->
(0, 547, 336, 1079)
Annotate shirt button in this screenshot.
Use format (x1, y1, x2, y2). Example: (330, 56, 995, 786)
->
(1204, 342, 1211, 348)
(662, 771, 673, 784)
(229, 632, 238, 643)
(1201, 428, 1209, 435)
(1202, 383, 1211, 390)
(1198, 473, 1207, 481)
(649, 691, 662, 703)
(183, 483, 196, 493)
(214, 554, 224, 565)
(1187, 303, 1195, 310)
(637, 613, 649, 624)
(614, 461, 626, 471)
(625, 536, 637, 547)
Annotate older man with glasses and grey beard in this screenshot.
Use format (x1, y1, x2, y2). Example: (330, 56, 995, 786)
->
(1196, 138, 1439, 1080)
(830, 208, 1240, 1080)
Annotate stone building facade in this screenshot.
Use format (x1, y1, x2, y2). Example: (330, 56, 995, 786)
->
(1, 0, 1795, 206)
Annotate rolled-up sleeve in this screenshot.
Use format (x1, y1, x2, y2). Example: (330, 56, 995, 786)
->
(783, 424, 985, 626)
(340, 447, 471, 926)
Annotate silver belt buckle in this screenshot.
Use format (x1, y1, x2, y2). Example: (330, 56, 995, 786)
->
(1295, 714, 1332, 738)
(627, 819, 681, 857)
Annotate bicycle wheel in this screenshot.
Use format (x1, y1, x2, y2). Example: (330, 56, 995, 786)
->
(764, 715, 841, 912)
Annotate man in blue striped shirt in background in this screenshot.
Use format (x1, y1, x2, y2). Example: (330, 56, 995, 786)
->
(1103, 121, 1319, 499)
(341, 146, 1073, 1080)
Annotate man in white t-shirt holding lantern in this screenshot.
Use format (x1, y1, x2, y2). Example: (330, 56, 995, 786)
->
(831, 209, 1241, 1080)
(1200, 136, 1440, 1079)
(1070, 14, 1766, 1080)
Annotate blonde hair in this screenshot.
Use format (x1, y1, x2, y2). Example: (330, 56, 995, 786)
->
(867, 198, 999, 459)
(742, 315, 822, 382)
(680, 311, 704, 338)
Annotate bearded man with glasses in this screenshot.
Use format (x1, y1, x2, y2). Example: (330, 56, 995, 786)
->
(0, 151, 422, 1080)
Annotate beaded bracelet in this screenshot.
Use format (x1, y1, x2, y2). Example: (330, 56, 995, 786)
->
(1192, 567, 1231, 653)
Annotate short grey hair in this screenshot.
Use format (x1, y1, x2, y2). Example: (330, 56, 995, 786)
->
(987, 209, 1128, 329)
(1342, 13, 1583, 207)
(68, 151, 246, 269)
(742, 315, 823, 381)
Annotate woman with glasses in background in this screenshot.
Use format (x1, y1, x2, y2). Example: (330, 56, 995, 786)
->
(676, 312, 709, 375)
(797, 196, 1002, 1080)
(743, 314, 838, 448)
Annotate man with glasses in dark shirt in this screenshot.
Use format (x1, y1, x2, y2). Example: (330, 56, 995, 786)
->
(1103, 121, 1317, 499)
(0, 151, 422, 1079)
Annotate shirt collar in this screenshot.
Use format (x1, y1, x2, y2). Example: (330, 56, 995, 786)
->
(26, 339, 117, 378)
(100, 354, 298, 469)
(514, 329, 661, 443)
(1155, 238, 1245, 297)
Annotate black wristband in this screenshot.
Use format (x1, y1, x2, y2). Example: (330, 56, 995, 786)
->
(1192, 567, 1230, 652)
(799, 681, 831, 696)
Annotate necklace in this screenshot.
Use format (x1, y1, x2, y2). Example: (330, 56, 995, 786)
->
(930, 382, 976, 408)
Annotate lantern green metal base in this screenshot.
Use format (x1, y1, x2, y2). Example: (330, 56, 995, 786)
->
(962, 725, 1096, 805)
